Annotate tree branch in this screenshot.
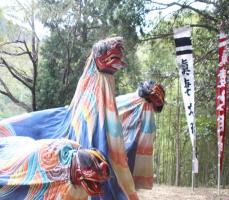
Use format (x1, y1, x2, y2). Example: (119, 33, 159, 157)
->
(140, 33, 173, 41)
(148, 1, 217, 22)
(190, 23, 218, 32)
(0, 78, 31, 111)
(194, 47, 217, 65)
(195, 0, 218, 7)
(0, 50, 29, 57)
(140, 23, 218, 42)
(23, 41, 37, 66)
(0, 40, 25, 48)
(0, 57, 33, 90)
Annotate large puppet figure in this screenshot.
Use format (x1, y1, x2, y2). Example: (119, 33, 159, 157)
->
(116, 81, 165, 189)
(0, 137, 110, 200)
(0, 37, 139, 200)
(65, 37, 138, 200)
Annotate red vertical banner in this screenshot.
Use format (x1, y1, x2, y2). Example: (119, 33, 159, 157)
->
(216, 32, 228, 173)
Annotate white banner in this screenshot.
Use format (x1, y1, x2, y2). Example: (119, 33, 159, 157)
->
(174, 27, 198, 173)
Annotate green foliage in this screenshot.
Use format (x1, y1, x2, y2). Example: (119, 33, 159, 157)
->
(145, 6, 229, 186)
(37, 31, 88, 108)
(37, 0, 148, 108)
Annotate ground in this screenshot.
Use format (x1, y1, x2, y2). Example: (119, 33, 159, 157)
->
(137, 184, 229, 200)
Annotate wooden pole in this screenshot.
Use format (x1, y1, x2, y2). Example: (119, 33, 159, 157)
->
(217, 149, 220, 195)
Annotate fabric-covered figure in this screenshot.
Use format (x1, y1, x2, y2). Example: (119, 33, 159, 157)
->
(67, 37, 138, 200)
(116, 80, 165, 189)
(0, 37, 139, 200)
(0, 137, 110, 200)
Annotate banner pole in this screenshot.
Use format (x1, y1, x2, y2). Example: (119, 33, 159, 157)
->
(192, 130, 196, 191)
(192, 149, 194, 191)
(218, 151, 220, 195)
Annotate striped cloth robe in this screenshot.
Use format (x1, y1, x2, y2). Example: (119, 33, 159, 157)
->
(116, 91, 156, 189)
(0, 55, 138, 200)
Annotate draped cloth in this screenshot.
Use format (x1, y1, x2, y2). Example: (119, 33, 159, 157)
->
(0, 137, 88, 200)
(116, 91, 156, 189)
(68, 56, 138, 200)
(0, 106, 74, 139)
(0, 55, 138, 200)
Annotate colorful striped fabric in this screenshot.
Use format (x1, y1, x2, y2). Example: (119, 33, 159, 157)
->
(0, 106, 74, 139)
(0, 137, 88, 200)
(116, 91, 156, 189)
(0, 90, 157, 192)
(68, 55, 138, 200)
(0, 37, 139, 200)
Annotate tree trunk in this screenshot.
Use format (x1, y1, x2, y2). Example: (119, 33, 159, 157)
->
(31, 0, 38, 111)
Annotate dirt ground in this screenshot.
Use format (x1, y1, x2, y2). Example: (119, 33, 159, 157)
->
(137, 184, 229, 200)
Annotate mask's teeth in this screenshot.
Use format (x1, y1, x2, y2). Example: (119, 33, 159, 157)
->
(111, 64, 123, 69)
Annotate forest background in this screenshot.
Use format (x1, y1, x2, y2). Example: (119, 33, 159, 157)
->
(0, 0, 228, 188)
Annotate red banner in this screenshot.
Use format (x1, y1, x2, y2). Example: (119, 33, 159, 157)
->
(216, 33, 228, 173)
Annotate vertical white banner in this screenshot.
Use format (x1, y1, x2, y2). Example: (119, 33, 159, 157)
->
(174, 27, 198, 174)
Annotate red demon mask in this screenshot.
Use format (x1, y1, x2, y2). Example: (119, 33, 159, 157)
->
(148, 83, 165, 112)
(70, 148, 110, 196)
(93, 37, 127, 74)
(138, 81, 165, 112)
